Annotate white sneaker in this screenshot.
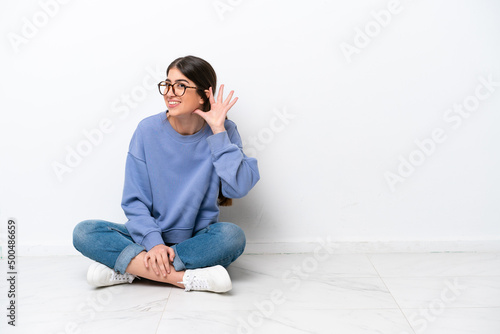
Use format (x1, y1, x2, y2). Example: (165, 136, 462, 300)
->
(178, 265, 232, 293)
(87, 262, 136, 287)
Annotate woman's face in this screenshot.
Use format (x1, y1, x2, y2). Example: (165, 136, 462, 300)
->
(164, 67, 205, 117)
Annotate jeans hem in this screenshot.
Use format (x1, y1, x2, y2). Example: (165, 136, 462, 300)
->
(170, 244, 186, 271)
(114, 243, 145, 274)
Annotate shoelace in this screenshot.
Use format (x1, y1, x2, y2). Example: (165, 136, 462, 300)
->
(178, 274, 209, 292)
(110, 271, 134, 283)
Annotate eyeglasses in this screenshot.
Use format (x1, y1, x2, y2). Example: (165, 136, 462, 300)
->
(158, 81, 198, 96)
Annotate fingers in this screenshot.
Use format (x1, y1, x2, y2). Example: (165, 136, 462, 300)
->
(144, 245, 174, 277)
(223, 89, 235, 105)
(206, 85, 237, 107)
(150, 256, 160, 276)
(217, 84, 224, 103)
(147, 254, 167, 276)
(167, 247, 176, 263)
(227, 96, 238, 110)
(164, 256, 170, 275)
(166, 247, 176, 274)
(208, 87, 216, 105)
(202, 85, 237, 126)
(159, 252, 169, 276)
(219, 86, 237, 111)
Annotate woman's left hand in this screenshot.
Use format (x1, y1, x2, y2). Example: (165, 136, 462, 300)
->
(192, 84, 238, 134)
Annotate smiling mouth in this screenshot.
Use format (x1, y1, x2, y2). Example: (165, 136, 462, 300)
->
(168, 101, 180, 106)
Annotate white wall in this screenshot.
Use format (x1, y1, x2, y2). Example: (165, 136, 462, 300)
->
(1, 0, 499, 256)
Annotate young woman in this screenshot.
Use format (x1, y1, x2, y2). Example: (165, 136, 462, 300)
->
(73, 55, 260, 293)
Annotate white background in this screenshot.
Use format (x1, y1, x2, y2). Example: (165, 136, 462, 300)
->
(0, 0, 499, 255)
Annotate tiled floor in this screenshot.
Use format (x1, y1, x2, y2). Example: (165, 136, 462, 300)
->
(1, 252, 499, 333)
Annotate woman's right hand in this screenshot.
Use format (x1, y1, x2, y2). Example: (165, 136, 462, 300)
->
(144, 244, 176, 277)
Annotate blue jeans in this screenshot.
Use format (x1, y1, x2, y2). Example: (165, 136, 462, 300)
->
(73, 220, 246, 274)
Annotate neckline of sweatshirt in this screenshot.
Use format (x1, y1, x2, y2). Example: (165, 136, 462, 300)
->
(160, 111, 212, 143)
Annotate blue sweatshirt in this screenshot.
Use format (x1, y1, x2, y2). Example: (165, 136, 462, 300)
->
(121, 111, 260, 251)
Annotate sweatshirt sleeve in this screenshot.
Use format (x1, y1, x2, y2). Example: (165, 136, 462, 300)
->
(122, 126, 164, 251)
(206, 121, 260, 198)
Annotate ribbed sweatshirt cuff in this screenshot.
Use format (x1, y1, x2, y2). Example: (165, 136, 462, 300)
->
(142, 231, 165, 251)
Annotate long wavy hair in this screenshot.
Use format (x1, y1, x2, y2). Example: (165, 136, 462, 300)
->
(166, 55, 232, 206)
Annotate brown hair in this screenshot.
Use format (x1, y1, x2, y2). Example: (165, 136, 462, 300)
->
(166, 55, 232, 206)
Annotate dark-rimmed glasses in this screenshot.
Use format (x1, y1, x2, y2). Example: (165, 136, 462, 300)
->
(158, 81, 198, 96)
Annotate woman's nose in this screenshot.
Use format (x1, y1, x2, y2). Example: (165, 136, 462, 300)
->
(165, 85, 175, 97)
